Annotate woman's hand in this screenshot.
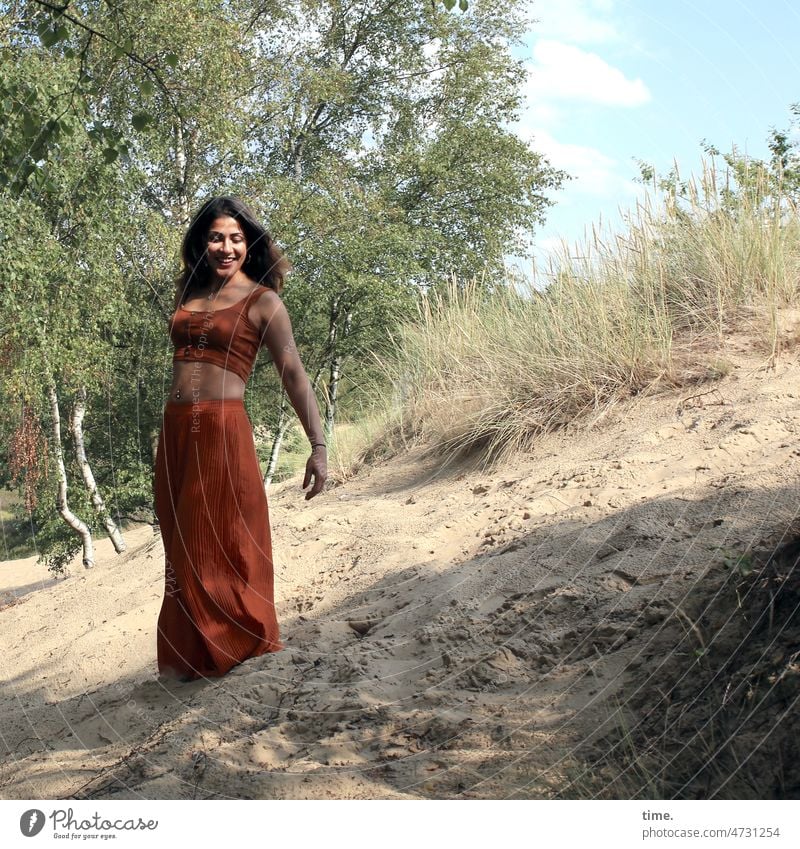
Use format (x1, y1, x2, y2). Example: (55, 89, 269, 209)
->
(302, 446, 327, 500)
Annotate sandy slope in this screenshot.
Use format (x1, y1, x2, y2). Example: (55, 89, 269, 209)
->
(2, 340, 800, 800)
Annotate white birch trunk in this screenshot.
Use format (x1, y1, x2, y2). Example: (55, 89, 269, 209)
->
(174, 119, 190, 225)
(71, 385, 126, 553)
(48, 381, 94, 569)
(263, 391, 290, 491)
(325, 305, 351, 440)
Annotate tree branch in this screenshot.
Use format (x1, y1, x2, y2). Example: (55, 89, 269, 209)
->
(32, 0, 180, 116)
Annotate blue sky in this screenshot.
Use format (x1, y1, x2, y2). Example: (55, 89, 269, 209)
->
(510, 0, 800, 277)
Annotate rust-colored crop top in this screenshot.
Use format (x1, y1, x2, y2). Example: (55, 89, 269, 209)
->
(170, 286, 267, 382)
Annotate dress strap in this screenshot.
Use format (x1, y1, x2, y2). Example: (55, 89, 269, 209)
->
(240, 285, 269, 331)
(243, 285, 268, 308)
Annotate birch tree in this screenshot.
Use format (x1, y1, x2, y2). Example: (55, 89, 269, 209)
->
(1, 0, 564, 517)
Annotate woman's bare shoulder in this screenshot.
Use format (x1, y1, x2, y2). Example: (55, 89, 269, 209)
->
(250, 286, 287, 335)
(253, 283, 281, 299)
(252, 285, 283, 313)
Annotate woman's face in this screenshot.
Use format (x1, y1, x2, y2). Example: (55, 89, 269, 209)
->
(205, 215, 247, 280)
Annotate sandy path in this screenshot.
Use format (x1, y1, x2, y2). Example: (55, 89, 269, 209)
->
(2, 342, 799, 799)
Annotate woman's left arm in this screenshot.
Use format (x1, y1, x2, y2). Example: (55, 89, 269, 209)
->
(256, 291, 327, 500)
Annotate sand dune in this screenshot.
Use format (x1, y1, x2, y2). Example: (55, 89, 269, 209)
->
(2, 342, 799, 799)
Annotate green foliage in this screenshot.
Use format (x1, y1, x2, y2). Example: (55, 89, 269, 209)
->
(41, 535, 81, 576)
(637, 104, 800, 216)
(29, 451, 91, 575)
(766, 104, 800, 195)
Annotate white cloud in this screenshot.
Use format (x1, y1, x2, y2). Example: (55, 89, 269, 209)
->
(529, 0, 621, 45)
(533, 235, 573, 257)
(517, 126, 642, 200)
(525, 40, 651, 108)
(507, 1, 652, 264)
(521, 101, 562, 128)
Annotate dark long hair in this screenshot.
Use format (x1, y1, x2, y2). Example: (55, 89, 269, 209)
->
(175, 196, 291, 305)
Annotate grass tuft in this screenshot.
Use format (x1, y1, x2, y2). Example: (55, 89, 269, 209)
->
(371, 157, 800, 466)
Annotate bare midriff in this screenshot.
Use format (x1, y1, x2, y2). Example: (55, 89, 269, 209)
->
(167, 281, 264, 403)
(168, 360, 246, 404)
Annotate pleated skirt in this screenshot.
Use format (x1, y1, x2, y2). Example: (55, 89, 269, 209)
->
(153, 398, 283, 681)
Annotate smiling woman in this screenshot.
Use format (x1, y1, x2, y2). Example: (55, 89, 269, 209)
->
(153, 195, 327, 682)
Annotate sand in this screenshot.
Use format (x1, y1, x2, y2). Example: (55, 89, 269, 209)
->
(2, 339, 799, 799)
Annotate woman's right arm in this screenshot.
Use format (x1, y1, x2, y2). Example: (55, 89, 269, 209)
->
(256, 293, 327, 499)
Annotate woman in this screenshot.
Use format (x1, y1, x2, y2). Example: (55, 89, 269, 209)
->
(153, 196, 327, 682)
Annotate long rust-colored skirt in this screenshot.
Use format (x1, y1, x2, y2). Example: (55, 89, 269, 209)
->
(153, 398, 283, 680)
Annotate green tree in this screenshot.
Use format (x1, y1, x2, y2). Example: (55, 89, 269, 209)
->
(1, 0, 564, 564)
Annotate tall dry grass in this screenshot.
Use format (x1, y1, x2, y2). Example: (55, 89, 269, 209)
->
(370, 157, 800, 466)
